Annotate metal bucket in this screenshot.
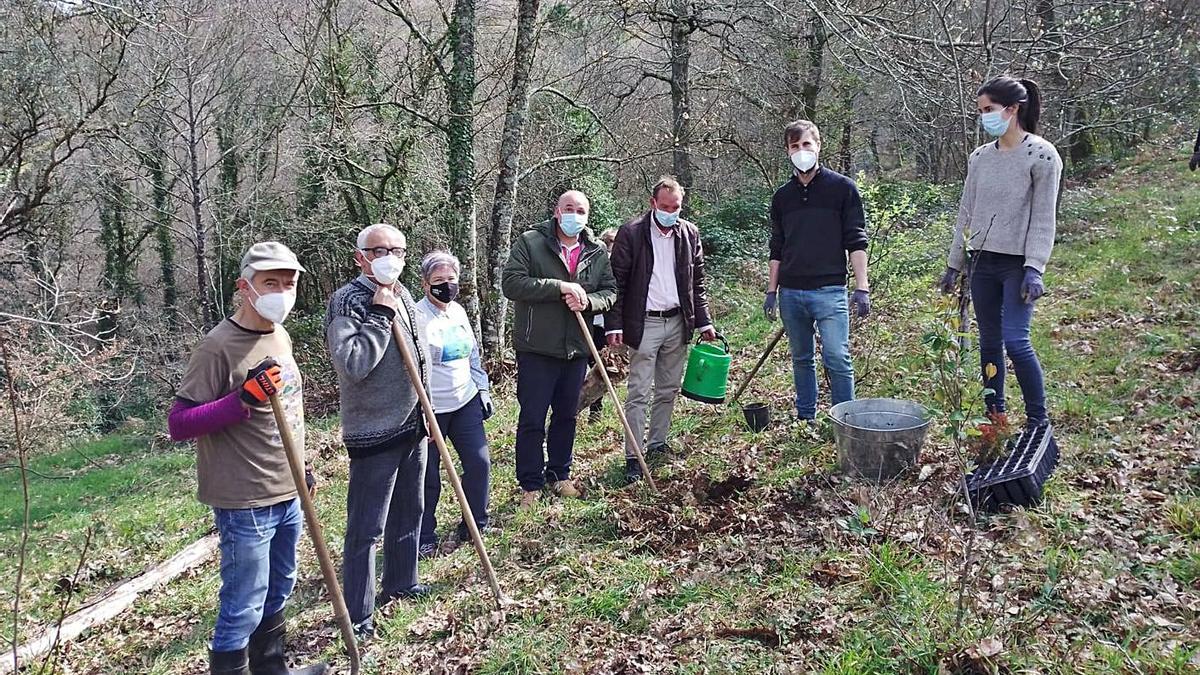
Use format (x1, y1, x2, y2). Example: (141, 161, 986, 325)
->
(828, 398, 929, 482)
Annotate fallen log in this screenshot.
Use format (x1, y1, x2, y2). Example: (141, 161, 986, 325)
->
(3, 533, 219, 673)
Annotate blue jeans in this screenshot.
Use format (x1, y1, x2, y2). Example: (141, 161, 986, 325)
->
(779, 285, 855, 419)
(421, 391, 491, 546)
(970, 252, 1047, 423)
(212, 498, 301, 651)
(515, 351, 587, 491)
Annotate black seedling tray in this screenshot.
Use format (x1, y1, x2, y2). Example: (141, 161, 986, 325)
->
(966, 424, 1059, 512)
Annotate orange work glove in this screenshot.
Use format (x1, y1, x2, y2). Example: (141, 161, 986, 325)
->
(241, 358, 283, 405)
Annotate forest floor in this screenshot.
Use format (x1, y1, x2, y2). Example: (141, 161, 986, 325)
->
(4, 153, 1199, 674)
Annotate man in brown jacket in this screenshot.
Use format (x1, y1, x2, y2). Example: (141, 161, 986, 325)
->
(606, 177, 716, 484)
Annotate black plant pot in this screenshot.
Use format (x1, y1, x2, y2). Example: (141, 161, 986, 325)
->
(742, 403, 770, 432)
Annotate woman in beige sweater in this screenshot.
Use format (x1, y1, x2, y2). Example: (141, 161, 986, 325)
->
(938, 75, 1062, 431)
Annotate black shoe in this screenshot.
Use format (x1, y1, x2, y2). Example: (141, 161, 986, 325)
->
(1026, 417, 1051, 431)
(352, 619, 375, 643)
(624, 458, 644, 484)
(210, 647, 250, 675)
(247, 609, 329, 675)
(645, 442, 674, 466)
(397, 583, 433, 599)
(455, 522, 498, 542)
(377, 583, 433, 608)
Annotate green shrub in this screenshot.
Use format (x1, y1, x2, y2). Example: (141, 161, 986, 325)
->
(691, 187, 772, 266)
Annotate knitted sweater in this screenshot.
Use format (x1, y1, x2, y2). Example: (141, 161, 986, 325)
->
(325, 275, 430, 456)
(949, 134, 1063, 273)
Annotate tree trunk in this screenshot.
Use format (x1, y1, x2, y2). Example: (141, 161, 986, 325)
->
(184, 77, 216, 329)
(800, 13, 825, 121)
(97, 173, 130, 338)
(445, 0, 480, 338)
(1035, 0, 1090, 165)
(839, 117, 853, 173)
(145, 144, 178, 326)
(481, 0, 540, 363)
(215, 118, 244, 313)
(669, 0, 693, 197)
(1066, 105, 1093, 165)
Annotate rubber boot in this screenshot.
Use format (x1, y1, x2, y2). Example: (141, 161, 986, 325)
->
(210, 647, 251, 675)
(247, 609, 329, 675)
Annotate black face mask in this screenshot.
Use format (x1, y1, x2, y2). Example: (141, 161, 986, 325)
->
(430, 281, 460, 303)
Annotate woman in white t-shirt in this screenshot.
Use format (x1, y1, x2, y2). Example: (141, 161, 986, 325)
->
(414, 251, 493, 557)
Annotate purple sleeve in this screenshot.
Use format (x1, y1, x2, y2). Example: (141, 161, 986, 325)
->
(167, 392, 250, 442)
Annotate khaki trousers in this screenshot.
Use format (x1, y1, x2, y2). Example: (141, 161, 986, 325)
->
(623, 314, 686, 458)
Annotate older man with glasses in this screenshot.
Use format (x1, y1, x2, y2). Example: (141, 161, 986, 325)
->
(325, 223, 431, 640)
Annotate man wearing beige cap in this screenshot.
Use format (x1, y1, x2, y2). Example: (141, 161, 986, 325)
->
(168, 242, 327, 675)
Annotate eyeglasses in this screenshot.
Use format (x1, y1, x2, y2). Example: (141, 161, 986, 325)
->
(361, 247, 407, 258)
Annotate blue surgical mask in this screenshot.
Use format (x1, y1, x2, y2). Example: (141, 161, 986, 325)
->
(654, 208, 679, 228)
(559, 212, 587, 236)
(980, 110, 1011, 137)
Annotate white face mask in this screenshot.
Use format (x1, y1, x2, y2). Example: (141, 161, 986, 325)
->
(791, 149, 818, 173)
(248, 285, 296, 324)
(370, 255, 405, 286)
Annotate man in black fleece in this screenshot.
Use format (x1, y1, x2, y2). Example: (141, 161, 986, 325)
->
(763, 119, 871, 421)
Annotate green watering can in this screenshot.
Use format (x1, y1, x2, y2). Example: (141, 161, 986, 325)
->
(681, 334, 731, 404)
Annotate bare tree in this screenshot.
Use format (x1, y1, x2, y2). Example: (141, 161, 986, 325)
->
(0, 3, 134, 245)
(481, 0, 542, 360)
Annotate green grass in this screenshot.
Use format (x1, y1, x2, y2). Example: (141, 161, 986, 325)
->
(1, 434, 209, 645)
(13, 150, 1200, 673)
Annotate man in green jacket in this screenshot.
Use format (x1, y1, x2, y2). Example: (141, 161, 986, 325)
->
(502, 190, 617, 508)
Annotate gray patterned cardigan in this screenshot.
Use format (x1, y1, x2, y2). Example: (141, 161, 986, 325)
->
(325, 274, 430, 457)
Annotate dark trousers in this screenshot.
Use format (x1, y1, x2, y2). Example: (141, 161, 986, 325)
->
(420, 391, 490, 546)
(971, 252, 1048, 424)
(342, 435, 427, 627)
(515, 351, 587, 491)
(588, 325, 606, 413)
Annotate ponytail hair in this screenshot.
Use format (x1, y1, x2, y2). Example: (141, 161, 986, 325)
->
(977, 76, 1042, 134)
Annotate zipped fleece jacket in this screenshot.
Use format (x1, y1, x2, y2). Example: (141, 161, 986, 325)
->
(502, 219, 617, 361)
(604, 211, 713, 350)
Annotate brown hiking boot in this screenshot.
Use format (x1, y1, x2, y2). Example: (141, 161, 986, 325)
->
(551, 479, 583, 499)
(518, 490, 540, 510)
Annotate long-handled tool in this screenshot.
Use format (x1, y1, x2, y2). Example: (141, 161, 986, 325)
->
(573, 311, 657, 492)
(728, 326, 786, 405)
(389, 321, 504, 609)
(267, 394, 360, 675)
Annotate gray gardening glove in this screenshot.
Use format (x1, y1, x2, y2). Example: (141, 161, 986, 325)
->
(850, 289, 870, 318)
(1021, 267, 1044, 303)
(936, 267, 960, 295)
(480, 391, 494, 420)
(763, 291, 778, 321)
